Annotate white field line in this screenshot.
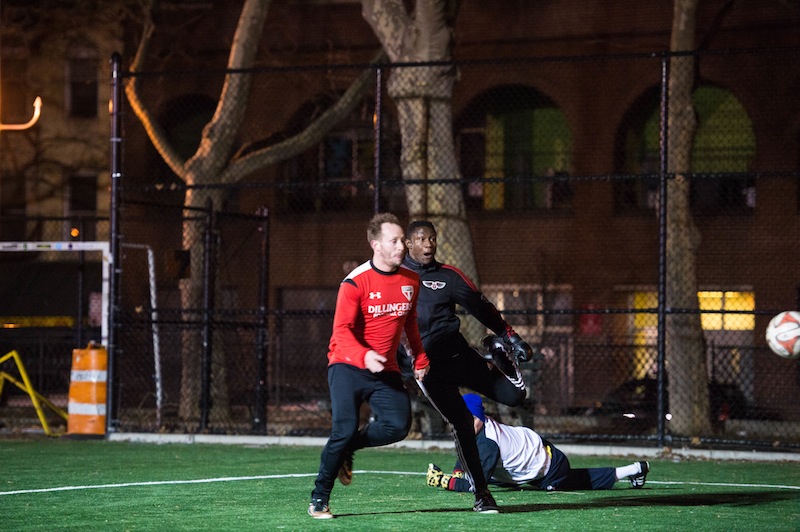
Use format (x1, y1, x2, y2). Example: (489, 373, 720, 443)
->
(2, 471, 799, 496)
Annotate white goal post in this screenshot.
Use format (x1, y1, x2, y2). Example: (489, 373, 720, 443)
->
(0, 241, 111, 345)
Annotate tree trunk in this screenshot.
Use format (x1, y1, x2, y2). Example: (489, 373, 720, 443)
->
(363, 0, 484, 343)
(178, 187, 230, 423)
(128, 0, 272, 425)
(666, 0, 711, 436)
(171, 0, 272, 423)
(127, 0, 380, 426)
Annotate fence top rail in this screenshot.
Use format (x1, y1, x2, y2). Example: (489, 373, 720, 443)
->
(121, 45, 800, 78)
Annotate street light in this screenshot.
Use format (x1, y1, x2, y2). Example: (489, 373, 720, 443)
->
(0, 96, 42, 131)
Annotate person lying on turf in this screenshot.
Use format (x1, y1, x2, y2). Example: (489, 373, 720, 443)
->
(426, 393, 650, 492)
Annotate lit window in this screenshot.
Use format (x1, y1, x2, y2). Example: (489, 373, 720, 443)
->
(699, 290, 755, 331)
(615, 85, 756, 213)
(632, 290, 755, 334)
(457, 86, 573, 212)
(629, 289, 755, 380)
(630, 291, 658, 378)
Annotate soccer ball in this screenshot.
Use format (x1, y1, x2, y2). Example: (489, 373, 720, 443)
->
(765, 311, 800, 359)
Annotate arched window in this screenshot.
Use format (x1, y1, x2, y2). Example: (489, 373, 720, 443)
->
(614, 84, 756, 213)
(691, 86, 756, 211)
(456, 85, 572, 212)
(276, 95, 401, 214)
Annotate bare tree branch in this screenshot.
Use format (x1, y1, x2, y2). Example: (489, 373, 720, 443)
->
(220, 49, 386, 184)
(191, 0, 271, 174)
(124, 5, 187, 180)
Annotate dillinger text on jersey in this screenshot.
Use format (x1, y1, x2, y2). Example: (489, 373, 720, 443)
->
(368, 285, 415, 318)
(368, 301, 412, 318)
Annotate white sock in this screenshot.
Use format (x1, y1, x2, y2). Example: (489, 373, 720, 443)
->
(615, 462, 642, 480)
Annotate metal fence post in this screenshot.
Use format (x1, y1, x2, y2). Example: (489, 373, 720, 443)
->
(106, 52, 123, 435)
(199, 198, 216, 431)
(656, 52, 670, 448)
(77, 229, 85, 348)
(253, 206, 269, 433)
(373, 65, 382, 214)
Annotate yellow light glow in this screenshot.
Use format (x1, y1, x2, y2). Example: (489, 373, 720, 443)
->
(0, 96, 42, 131)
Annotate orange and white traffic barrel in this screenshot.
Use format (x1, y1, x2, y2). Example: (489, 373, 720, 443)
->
(67, 344, 107, 435)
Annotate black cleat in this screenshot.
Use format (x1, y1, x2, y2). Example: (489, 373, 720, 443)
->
(308, 498, 333, 519)
(338, 450, 354, 486)
(482, 335, 523, 384)
(629, 461, 650, 488)
(473, 490, 500, 514)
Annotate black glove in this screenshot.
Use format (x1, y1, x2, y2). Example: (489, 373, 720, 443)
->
(482, 334, 508, 359)
(502, 331, 534, 364)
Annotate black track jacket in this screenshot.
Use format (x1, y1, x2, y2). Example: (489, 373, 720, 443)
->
(402, 256, 510, 353)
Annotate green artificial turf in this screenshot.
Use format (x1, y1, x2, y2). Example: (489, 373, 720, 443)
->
(1, 439, 798, 531)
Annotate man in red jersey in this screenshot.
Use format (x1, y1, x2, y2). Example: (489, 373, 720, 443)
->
(309, 213, 429, 520)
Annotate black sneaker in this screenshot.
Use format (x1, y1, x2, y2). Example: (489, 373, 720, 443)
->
(629, 461, 650, 488)
(308, 498, 333, 519)
(482, 335, 522, 383)
(338, 451, 354, 486)
(473, 490, 499, 514)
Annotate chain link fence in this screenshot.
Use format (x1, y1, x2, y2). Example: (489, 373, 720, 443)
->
(3, 48, 800, 450)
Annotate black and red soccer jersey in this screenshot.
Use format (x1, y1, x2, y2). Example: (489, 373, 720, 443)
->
(402, 256, 511, 350)
(328, 260, 428, 372)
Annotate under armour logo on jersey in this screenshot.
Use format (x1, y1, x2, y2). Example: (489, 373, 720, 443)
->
(369, 292, 382, 299)
(423, 280, 446, 290)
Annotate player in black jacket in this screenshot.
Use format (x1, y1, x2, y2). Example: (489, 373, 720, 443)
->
(402, 220, 538, 514)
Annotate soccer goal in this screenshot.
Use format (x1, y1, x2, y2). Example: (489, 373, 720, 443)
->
(0, 241, 110, 345)
(0, 240, 164, 427)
